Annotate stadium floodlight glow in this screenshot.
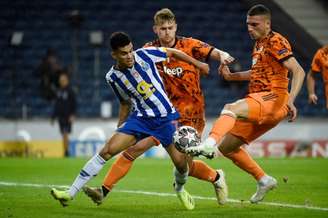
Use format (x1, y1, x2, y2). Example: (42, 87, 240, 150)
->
(11, 31, 24, 46)
(89, 31, 103, 46)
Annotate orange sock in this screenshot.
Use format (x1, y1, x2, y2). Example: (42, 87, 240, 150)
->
(188, 160, 218, 183)
(209, 114, 236, 143)
(102, 151, 135, 190)
(224, 147, 265, 181)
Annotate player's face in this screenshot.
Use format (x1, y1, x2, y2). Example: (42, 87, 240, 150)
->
(153, 21, 177, 46)
(112, 42, 134, 69)
(59, 74, 69, 88)
(246, 15, 270, 40)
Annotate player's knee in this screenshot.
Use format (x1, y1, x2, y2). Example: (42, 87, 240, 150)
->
(99, 142, 116, 160)
(221, 104, 237, 118)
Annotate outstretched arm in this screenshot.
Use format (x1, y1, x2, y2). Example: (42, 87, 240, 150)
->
(218, 64, 251, 81)
(209, 48, 235, 64)
(283, 57, 305, 122)
(166, 48, 209, 75)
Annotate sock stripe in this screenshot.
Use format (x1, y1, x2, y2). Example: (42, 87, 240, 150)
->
(122, 151, 135, 161)
(80, 170, 90, 177)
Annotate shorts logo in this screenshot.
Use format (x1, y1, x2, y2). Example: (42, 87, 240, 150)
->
(163, 66, 183, 77)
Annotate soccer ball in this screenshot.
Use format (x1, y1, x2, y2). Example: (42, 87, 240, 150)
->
(173, 126, 201, 153)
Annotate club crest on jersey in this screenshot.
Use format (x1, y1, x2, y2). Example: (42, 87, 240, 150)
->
(163, 66, 183, 77)
(140, 62, 150, 71)
(252, 58, 257, 66)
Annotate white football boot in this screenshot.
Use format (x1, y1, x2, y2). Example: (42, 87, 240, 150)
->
(250, 175, 277, 203)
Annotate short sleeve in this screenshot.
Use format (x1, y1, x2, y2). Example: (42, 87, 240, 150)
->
(106, 79, 130, 102)
(311, 49, 322, 73)
(187, 38, 214, 61)
(142, 47, 168, 63)
(268, 35, 293, 62)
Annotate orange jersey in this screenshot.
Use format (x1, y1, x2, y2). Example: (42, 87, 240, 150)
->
(311, 45, 328, 82)
(144, 37, 213, 121)
(249, 31, 293, 93)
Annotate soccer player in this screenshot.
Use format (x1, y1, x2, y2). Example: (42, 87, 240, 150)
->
(50, 31, 210, 210)
(186, 4, 305, 203)
(307, 44, 328, 109)
(83, 8, 234, 206)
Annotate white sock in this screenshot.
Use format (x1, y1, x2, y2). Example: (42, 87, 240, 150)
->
(68, 154, 106, 197)
(201, 137, 217, 147)
(173, 168, 188, 192)
(258, 174, 271, 185)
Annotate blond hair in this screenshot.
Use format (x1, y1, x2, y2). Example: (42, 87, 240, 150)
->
(154, 8, 176, 25)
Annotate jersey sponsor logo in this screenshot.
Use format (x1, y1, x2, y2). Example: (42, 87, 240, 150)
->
(137, 80, 156, 100)
(163, 66, 183, 77)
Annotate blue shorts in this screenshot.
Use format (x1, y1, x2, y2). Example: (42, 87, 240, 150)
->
(117, 112, 179, 147)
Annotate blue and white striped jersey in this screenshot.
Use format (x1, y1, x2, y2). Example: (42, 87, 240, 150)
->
(106, 47, 178, 118)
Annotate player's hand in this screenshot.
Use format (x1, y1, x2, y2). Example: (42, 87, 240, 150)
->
(287, 100, 297, 122)
(69, 115, 75, 123)
(218, 64, 232, 80)
(308, 94, 318, 105)
(198, 62, 209, 75)
(219, 51, 235, 64)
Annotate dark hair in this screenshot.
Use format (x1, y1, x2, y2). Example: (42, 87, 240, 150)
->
(247, 4, 271, 17)
(109, 32, 131, 50)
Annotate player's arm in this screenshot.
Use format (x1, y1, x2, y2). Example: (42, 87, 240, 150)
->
(306, 70, 318, 105)
(166, 48, 209, 74)
(218, 64, 251, 81)
(282, 57, 305, 122)
(209, 48, 235, 64)
(107, 79, 132, 127)
(117, 100, 132, 127)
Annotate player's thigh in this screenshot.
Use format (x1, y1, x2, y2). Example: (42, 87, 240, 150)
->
(223, 99, 249, 119)
(124, 137, 157, 159)
(219, 133, 245, 154)
(100, 132, 137, 158)
(165, 144, 188, 172)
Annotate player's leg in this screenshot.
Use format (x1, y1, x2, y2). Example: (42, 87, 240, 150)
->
(58, 119, 70, 157)
(83, 137, 157, 205)
(219, 134, 276, 203)
(219, 133, 265, 180)
(166, 144, 195, 210)
(51, 132, 136, 206)
(181, 118, 228, 204)
(186, 99, 249, 157)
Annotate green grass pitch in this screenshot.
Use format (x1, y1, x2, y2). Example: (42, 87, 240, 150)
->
(1, 157, 328, 218)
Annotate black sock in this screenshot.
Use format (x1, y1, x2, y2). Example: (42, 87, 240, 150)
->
(101, 185, 110, 197)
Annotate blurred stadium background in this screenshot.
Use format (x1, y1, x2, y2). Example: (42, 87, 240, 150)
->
(0, 0, 327, 157)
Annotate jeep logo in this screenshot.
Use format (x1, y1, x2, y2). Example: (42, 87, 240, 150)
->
(163, 66, 183, 77)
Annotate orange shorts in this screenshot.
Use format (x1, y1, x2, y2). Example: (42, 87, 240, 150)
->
(178, 117, 205, 136)
(230, 91, 289, 144)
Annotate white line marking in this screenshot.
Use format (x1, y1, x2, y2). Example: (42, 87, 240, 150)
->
(0, 181, 327, 212)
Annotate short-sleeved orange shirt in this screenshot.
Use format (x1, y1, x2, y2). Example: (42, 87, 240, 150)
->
(311, 45, 328, 82)
(144, 37, 213, 122)
(249, 31, 293, 93)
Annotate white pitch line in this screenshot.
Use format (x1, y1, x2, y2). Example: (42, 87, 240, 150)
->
(0, 181, 327, 212)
